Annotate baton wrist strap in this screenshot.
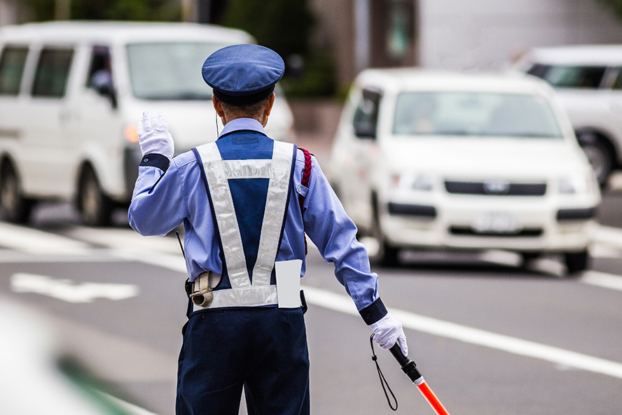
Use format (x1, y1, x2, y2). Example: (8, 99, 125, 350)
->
(370, 335, 398, 411)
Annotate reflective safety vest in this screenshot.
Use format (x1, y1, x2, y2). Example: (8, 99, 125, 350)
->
(192, 136, 296, 310)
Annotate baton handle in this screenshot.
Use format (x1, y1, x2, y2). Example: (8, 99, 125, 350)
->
(390, 344, 450, 415)
(389, 343, 423, 383)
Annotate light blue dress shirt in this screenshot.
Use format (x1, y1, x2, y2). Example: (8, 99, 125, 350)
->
(129, 118, 380, 312)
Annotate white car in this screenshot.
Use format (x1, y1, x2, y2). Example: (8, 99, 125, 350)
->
(329, 69, 601, 274)
(512, 45, 622, 186)
(0, 22, 295, 226)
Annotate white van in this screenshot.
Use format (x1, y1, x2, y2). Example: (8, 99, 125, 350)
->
(511, 45, 622, 186)
(0, 22, 295, 226)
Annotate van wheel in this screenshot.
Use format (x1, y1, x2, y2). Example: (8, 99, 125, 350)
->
(79, 167, 112, 227)
(564, 250, 589, 276)
(0, 162, 34, 224)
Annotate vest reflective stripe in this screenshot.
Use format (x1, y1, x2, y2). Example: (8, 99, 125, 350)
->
(252, 142, 294, 287)
(222, 159, 272, 179)
(194, 140, 295, 309)
(202, 285, 278, 310)
(198, 143, 250, 289)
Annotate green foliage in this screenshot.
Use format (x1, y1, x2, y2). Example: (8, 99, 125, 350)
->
(600, 0, 622, 19)
(222, 0, 314, 58)
(280, 53, 336, 98)
(23, 0, 181, 22)
(223, 0, 337, 97)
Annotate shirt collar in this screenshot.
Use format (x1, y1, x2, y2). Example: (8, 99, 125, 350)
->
(219, 118, 266, 138)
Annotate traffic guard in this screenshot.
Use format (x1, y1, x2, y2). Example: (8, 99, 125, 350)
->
(129, 44, 408, 415)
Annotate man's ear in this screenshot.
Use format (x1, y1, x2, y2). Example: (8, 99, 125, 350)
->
(212, 95, 225, 118)
(263, 93, 276, 119)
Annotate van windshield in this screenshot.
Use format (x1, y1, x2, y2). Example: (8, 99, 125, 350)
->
(393, 92, 563, 139)
(127, 42, 233, 100)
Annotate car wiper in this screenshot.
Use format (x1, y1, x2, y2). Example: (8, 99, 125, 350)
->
(139, 92, 212, 101)
(479, 132, 561, 138)
(434, 130, 473, 136)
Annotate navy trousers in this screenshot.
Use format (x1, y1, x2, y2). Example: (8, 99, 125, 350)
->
(176, 306, 310, 415)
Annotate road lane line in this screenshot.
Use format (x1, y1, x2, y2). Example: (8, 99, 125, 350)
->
(593, 225, 622, 250)
(581, 271, 622, 292)
(65, 226, 181, 254)
(301, 285, 622, 380)
(111, 250, 187, 273)
(0, 222, 91, 255)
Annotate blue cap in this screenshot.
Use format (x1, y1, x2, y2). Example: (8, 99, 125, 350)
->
(202, 44, 285, 106)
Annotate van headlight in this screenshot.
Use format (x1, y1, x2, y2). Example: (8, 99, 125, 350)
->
(558, 175, 596, 195)
(392, 173, 435, 191)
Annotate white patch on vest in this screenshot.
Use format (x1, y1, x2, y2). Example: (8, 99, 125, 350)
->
(10, 273, 139, 303)
(275, 259, 302, 308)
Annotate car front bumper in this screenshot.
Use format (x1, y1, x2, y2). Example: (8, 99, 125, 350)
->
(381, 195, 598, 252)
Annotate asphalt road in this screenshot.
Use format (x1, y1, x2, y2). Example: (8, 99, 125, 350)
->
(0, 192, 621, 415)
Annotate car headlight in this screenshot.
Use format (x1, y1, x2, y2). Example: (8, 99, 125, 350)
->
(392, 173, 434, 191)
(558, 175, 596, 195)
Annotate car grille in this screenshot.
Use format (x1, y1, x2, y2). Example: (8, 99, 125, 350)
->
(444, 181, 547, 196)
(449, 226, 544, 237)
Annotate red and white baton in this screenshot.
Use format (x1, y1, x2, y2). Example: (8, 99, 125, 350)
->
(389, 343, 450, 415)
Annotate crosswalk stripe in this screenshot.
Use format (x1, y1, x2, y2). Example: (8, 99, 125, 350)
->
(301, 286, 622, 380)
(0, 222, 91, 255)
(581, 271, 622, 292)
(63, 226, 181, 254)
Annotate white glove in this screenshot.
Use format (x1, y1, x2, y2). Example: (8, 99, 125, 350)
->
(137, 111, 174, 159)
(371, 313, 408, 356)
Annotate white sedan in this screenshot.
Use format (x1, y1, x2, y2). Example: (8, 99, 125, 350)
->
(329, 70, 600, 274)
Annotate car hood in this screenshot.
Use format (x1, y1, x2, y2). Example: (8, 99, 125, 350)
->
(124, 99, 294, 154)
(381, 137, 590, 180)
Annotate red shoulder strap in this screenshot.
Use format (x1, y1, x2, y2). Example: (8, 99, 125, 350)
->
(298, 148, 312, 255)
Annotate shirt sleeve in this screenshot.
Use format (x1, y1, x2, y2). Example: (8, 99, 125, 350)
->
(302, 157, 387, 325)
(128, 153, 188, 236)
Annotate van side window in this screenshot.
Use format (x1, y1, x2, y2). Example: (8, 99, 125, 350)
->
(32, 48, 74, 98)
(353, 89, 382, 139)
(87, 45, 113, 90)
(0, 46, 29, 95)
(528, 64, 606, 89)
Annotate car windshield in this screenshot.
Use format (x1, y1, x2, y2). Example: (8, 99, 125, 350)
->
(127, 42, 233, 100)
(393, 92, 563, 138)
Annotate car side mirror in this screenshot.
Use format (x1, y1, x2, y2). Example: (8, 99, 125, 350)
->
(91, 74, 117, 109)
(354, 124, 377, 139)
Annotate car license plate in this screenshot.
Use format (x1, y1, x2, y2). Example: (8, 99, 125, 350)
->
(472, 212, 520, 233)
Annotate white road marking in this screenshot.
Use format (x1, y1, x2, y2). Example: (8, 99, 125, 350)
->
(589, 243, 622, 258)
(65, 226, 181, 254)
(301, 285, 622, 380)
(581, 271, 622, 292)
(0, 222, 91, 255)
(593, 225, 622, 250)
(11, 273, 139, 303)
(112, 250, 187, 274)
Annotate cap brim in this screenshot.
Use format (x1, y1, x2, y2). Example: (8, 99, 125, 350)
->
(213, 86, 275, 106)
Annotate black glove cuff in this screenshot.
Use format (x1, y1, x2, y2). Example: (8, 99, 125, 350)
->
(360, 297, 388, 325)
(140, 153, 170, 172)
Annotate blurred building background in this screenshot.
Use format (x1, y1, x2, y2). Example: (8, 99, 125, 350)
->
(3, 0, 622, 147)
(4, 0, 622, 90)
